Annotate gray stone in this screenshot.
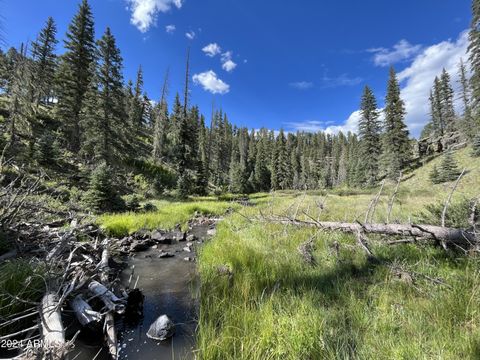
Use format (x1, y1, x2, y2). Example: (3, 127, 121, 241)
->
(146, 315, 175, 341)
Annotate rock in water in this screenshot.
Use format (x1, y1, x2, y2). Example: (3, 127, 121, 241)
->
(146, 315, 175, 341)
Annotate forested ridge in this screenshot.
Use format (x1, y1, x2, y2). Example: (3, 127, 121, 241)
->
(1, 0, 480, 212)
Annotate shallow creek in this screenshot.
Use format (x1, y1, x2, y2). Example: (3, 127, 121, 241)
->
(70, 223, 213, 360)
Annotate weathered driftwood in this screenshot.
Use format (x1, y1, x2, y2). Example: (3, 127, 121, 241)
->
(99, 247, 119, 360)
(69, 294, 102, 327)
(40, 293, 67, 360)
(264, 217, 477, 248)
(88, 281, 125, 314)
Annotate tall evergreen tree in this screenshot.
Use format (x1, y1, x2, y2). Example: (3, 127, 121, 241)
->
(458, 58, 475, 137)
(271, 129, 290, 190)
(358, 86, 381, 186)
(82, 27, 125, 163)
(469, 0, 480, 119)
(382, 67, 410, 179)
(56, 0, 96, 152)
(440, 68, 456, 132)
(30, 17, 58, 105)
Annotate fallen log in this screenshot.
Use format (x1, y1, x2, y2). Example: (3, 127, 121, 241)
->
(69, 294, 102, 327)
(263, 217, 477, 249)
(40, 293, 67, 360)
(88, 281, 125, 314)
(99, 247, 119, 360)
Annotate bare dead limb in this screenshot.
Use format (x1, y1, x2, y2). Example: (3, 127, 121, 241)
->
(441, 168, 466, 229)
(387, 172, 402, 223)
(365, 180, 385, 224)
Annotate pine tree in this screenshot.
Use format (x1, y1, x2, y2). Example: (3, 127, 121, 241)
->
(430, 78, 444, 136)
(82, 27, 126, 163)
(83, 162, 125, 213)
(31, 17, 58, 106)
(56, 0, 96, 152)
(358, 86, 381, 186)
(7, 44, 34, 151)
(271, 129, 289, 190)
(438, 151, 462, 182)
(440, 69, 456, 132)
(254, 128, 271, 191)
(469, 0, 480, 120)
(458, 58, 475, 137)
(429, 164, 441, 184)
(382, 67, 411, 179)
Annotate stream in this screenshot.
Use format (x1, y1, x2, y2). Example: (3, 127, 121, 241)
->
(69, 222, 214, 360)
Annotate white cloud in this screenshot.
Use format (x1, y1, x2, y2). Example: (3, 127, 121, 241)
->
(220, 51, 237, 72)
(127, 0, 183, 33)
(222, 59, 237, 72)
(322, 31, 468, 138)
(397, 31, 468, 136)
(193, 70, 230, 94)
(321, 73, 363, 88)
(186, 31, 196, 40)
(284, 115, 359, 134)
(165, 24, 176, 34)
(289, 81, 314, 90)
(202, 43, 221, 57)
(368, 39, 422, 67)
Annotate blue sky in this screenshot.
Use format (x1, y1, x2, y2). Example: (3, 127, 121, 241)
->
(1, 0, 472, 137)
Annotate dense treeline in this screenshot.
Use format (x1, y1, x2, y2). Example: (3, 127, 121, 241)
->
(0, 0, 480, 208)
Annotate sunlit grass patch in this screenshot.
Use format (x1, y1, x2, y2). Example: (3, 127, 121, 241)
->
(98, 199, 239, 237)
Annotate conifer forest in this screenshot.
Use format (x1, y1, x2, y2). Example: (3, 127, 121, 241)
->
(1, 0, 480, 359)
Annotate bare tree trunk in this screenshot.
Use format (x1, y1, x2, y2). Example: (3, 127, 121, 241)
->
(263, 217, 477, 248)
(40, 293, 67, 360)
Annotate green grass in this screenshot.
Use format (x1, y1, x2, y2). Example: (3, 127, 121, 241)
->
(98, 198, 240, 237)
(0, 260, 45, 336)
(196, 147, 480, 359)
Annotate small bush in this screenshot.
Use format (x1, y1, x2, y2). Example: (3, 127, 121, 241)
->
(123, 194, 141, 212)
(142, 202, 158, 212)
(472, 133, 480, 157)
(83, 163, 125, 214)
(418, 197, 478, 228)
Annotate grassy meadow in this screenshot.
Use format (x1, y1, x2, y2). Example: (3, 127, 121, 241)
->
(196, 147, 480, 359)
(93, 147, 480, 359)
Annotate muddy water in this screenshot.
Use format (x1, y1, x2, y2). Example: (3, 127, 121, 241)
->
(70, 223, 213, 360)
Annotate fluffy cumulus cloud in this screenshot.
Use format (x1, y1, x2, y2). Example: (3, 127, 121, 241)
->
(221, 51, 237, 72)
(202, 43, 221, 57)
(368, 39, 422, 67)
(186, 31, 196, 40)
(165, 24, 176, 34)
(308, 31, 469, 137)
(289, 81, 314, 90)
(397, 31, 468, 135)
(193, 70, 230, 94)
(127, 0, 183, 33)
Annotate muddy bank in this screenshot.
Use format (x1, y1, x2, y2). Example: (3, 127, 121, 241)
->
(70, 220, 216, 360)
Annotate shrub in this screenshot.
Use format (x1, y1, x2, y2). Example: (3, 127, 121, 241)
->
(472, 133, 480, 157)
(123, 194, 141, 212)
(83, 163, 125, 214)
(418, 197, 478, 228)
